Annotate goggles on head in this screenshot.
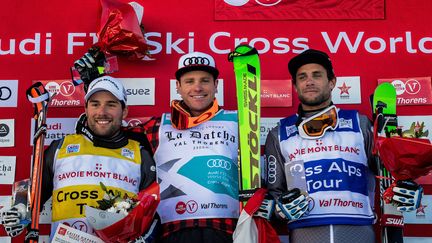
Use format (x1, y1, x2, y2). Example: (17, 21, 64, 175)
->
(298, 105, 338, 139)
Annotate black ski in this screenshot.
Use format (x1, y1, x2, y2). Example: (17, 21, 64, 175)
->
(25, 82, 50, 243)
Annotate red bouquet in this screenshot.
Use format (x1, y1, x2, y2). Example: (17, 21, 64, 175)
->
(375, 136, 432, 181)
(85, 182, 160, 243)
(373, 121, 431, 203)
(375, 121, 432, 181)
(96, 0, 151, 60)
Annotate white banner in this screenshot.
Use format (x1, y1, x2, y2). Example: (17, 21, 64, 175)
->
(30, 117, 77, 146)
(260, 117, 282, 145)
(398, 115, 432, 141)
(40, 197, 52, 224)
(52, 223, 103, 243)
(0, 156, 16, 184)
(121, 78, 156, 106)
(404, 237, 432, 243)
(0, 236, 11, 243)
(39, 236, 51, 243)
(332, 76, 362, 104)
(0, 195, 12, 213)
(0, 80, 18, 107)
(404, 195, 432, 224)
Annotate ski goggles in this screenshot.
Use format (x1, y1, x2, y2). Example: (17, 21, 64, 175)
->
(170, 99, 219, 130)
(298, 105, 339, 139)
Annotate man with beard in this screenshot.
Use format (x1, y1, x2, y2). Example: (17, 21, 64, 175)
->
(1, 76, 157, 241)
(259, 49, 423, 242)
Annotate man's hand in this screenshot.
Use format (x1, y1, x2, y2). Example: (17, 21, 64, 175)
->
(73, 46, 106, 91)
(392, 180, 423, 212)
(75, 52, 97, 70)
(254, 197, 275, 220)
(1, 203, 28, 237)
(275, 188, 309, 221)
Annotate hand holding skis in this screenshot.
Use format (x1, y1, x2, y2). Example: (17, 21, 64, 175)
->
(253, 196, 275, 220)
(391, 180, 423, 212)
(275, 188, 309, 221)
(1, 203, 27, 237)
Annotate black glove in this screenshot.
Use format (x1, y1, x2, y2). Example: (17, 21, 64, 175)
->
(253, 196, 275, 220)
(275, 188, 309, 221)
(392, 180, 423, 212)
(73, 46, 106, 92)
(1, 203, 28, 237)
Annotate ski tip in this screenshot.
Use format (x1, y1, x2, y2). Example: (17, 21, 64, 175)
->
(26, 82, 50, 104)
(375, 82, 396, 95)
(228, 45, 258, 62)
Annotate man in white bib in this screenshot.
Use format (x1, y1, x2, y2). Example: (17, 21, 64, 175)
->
(143, 52, 239, 243)
(260, 49, 424, 243)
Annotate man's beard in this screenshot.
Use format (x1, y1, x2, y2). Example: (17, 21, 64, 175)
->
(88, 119, 120, 138)
(299, 91, 331, 107)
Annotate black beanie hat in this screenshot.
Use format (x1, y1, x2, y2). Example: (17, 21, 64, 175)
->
(288, 49, 335, 83)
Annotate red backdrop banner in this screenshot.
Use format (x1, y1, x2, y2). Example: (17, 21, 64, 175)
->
(0, 0, 431, 241)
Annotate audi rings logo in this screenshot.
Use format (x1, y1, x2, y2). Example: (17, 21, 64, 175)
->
(183, 57, 211, 67)
(207, 159, 232, 170)
(0, 86, 12, 101)
(267, 155, 277, 184)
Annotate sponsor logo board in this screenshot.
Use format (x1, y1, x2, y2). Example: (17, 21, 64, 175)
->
(332, 76, 361, 104)
(30, 118, 77, 145)
(0, 237, 11, 243)
(261, 79, 292, 107)
(0, 156, 16, 184)
(0, 195, 12, 213)
(38, 80, 85, 107)
(39, 197, 52, 224)
(0, 80, 18, 107)
(398, 115, 432, 141)
(404, 195, 432, 224)
(378, 77, 432, 106)
(121, 78, 155, 106)
(260, 117, 281, 145)
(0, 119, 14, 147)
(52, 223, 103, 243)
